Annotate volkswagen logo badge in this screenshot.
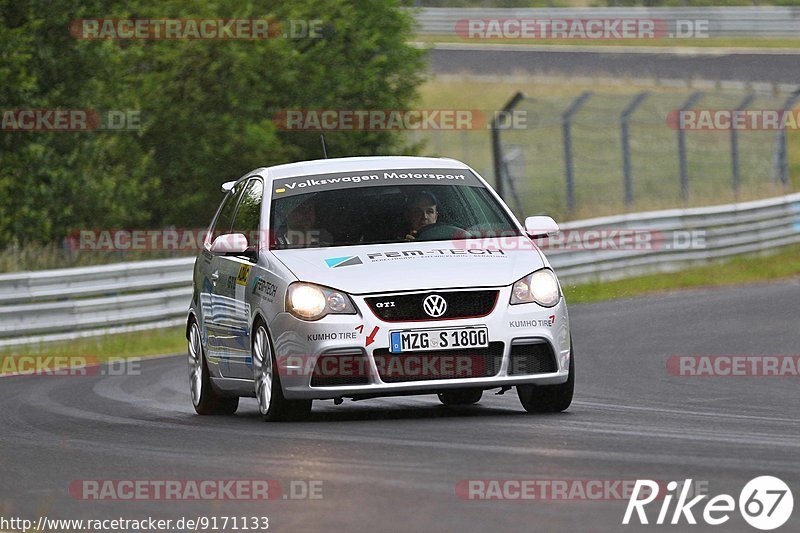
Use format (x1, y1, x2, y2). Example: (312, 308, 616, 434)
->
(422, 294, 447, 318)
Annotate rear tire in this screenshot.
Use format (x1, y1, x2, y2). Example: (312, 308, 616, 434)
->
(187, 319, 239, 415)
(517, 341, 574, 414)
(253, 323, 312, 422)
(437, 388, 483, 406)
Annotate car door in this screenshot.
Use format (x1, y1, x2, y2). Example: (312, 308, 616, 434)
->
(204, 180, 248, 377)
(215, 177, 264, 379)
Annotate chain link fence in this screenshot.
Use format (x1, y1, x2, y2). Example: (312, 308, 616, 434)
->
(408, 88, 799, 220)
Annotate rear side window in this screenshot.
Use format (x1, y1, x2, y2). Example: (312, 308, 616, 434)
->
(231, 179, 264, 250)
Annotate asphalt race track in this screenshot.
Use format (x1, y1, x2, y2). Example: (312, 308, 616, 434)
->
(429, 45, 800, 85)
(1, 280, 798, 532)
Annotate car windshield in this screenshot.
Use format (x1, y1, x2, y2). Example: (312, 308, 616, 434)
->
(269, 168, 521, 249)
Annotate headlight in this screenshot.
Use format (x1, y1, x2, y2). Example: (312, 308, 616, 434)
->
(286, 282, 357, 320)
(510, 269, 561, 307)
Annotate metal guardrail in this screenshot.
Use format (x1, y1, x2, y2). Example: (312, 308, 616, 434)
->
(0, 257, 194, 305)
(549, 191, 800, 283)
(0, 258, 194, 347)
(412, 7, 800, 38)
(1, 191, 798, 347)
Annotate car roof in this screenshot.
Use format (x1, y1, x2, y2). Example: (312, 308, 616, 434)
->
(237, 156, 470, 185)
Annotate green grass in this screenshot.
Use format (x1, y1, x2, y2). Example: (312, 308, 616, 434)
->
(416, 35, 800, 49)
(563, 243, 800, 304)
(0, 326, 186, 360)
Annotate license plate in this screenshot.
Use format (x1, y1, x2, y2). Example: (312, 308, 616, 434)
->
(389, 326, 488, 353)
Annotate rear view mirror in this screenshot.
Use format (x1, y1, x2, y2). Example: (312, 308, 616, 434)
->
(524, 216, 559, 238)
(210, 233, 248, 254)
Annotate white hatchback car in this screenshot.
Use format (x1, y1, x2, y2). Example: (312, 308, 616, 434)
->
(187, 156, 573, 420)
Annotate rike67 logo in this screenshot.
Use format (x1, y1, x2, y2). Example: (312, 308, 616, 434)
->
(624, 476, 793, 530)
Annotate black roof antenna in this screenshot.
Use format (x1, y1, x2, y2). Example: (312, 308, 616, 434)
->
(320, 135, 328, 159)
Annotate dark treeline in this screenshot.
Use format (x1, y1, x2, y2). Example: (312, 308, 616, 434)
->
(0, 0, 426, 247)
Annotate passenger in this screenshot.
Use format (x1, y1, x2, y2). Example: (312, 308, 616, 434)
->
(279, 197, 332, 247)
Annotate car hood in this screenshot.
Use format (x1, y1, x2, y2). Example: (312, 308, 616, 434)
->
(270, 238, 546, 294)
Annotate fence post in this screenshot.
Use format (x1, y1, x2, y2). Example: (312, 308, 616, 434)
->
(620, 92, 649, 209)
(501, 147, 526, 216)
(731, 94, 756, 199)
(491, 91, 527, 200)
(677, 91, 704, 204)
(770, 89, 800, 187)
(562, 91, 592, 213)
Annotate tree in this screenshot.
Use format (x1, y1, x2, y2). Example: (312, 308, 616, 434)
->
(0, 0, 427, 247)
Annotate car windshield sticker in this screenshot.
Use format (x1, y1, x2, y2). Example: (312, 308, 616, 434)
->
(272, 168, 483, 198)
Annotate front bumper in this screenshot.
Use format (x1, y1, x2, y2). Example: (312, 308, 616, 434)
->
(269, 286, 571, 400)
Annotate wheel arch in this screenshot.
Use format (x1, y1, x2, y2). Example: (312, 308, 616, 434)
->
(251, 310, 269, 344)
(186, 310, 198, 339)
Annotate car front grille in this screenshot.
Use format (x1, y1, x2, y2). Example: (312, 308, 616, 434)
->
(372, 342, 504, 383)
(310, 353, 371, 387)
(365, 290, 499, 322)
(507, 341, 557, 375)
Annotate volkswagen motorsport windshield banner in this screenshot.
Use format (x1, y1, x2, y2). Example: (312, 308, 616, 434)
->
(271, 168, 483, 198)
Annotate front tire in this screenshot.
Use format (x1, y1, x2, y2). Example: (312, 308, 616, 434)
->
(517, 342, 574, 414)
(253, 323, 311, 421)
(187, 320, 239, 415)
(438, 388, 483, 406)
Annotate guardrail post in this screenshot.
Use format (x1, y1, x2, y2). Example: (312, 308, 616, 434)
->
(491, 91, 527, 200)
(770, 89, 800, 187)
(562, 91, 593, 213)
(620, 92, 649, 209)
(677, 91, 704, 204)
(731, 94, 756, 199)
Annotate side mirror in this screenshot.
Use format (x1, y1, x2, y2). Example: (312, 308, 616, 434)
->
(210, 233, 249, 254)
(524, 216, 559, 238)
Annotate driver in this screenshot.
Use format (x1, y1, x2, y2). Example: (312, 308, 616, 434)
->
(403, 190, 438, 241)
